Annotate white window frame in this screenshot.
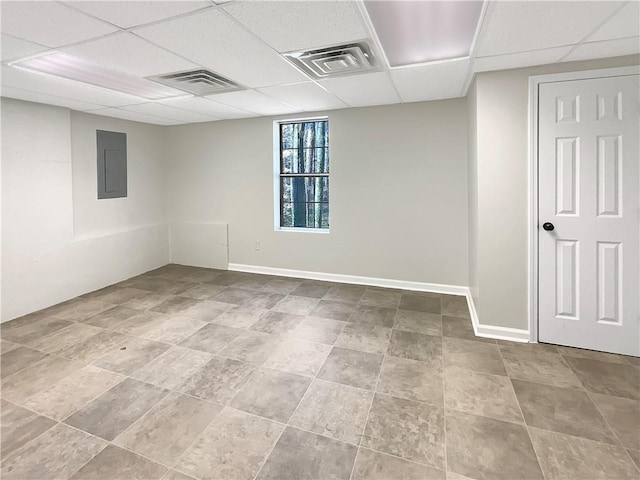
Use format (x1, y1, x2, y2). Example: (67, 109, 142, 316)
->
(273, 116, 330, 233)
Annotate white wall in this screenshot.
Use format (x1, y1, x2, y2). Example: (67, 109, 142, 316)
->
(1, 99, 169, 322)
(165, 100, 469, 286)
(470, 55, 639, 331)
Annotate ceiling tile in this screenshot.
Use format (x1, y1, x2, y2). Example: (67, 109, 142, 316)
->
(474, 47, 571, 72)
(318, 72, 400, 107)
(156, 96, 255, 119)
(63, 32, 198, 77)
(224, 0, 367, 52)
(1, 34, 48, 62)
(67, 1, 212, 29)
(119, 103, 217, 123)
(588, 2, 640, 42)
(258, 82, 347, 111)
(2, 65, 145, 107)
(562, 37, 640, 62)
(211, 89, 301, 116)
(390, 59, 470, 103)
(86, 107, 181, 125)
(476, 1, 623, 56)
(1, 86, 105, 111)
(134, 9, 308, 88)
(1, 2, 118, 48)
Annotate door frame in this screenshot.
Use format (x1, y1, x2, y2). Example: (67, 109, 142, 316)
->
(527, 65, 639, 343)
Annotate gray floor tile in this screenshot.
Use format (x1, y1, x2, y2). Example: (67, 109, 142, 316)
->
(1, 346, 48, 379)
(162, 470, 198, 480)
(211, 305, 268, 329)
(323, 285, 365, 305)
(388, 330, 442, 362)
(1, 339, 20, 353)
(46, 298, 115, 322)
(363, 393, 445, 469)
(272, 295, 320, 315)
(360, 289, 401, 309)
(378, 356, 444, 406)
(120, 292, 173, 310)
(500, 345, 582, 388)
(627, 449, 640, 470)
(82, 305, 142, 330)
(178, 323, 244, 354)
(57, 330, 129, 363)
(349, 305, 396, 328)
(2, 355, 83, 404)
(257, 426, 357, 480)
(64, 378, 168, 441)
(114, 392, 222, 465)
(230, 368, 311, 422)
(178, 356, 255, 404)
(23, 365, 124, 420)
(287, 316, 346, 345)
(219, 330, 283, 364)
(92, 338, 170, 375)
(529, 427, 638, 480)
(555, 345, 633, 365)
(263, 338, 331, 376)
(131, 346, 212, 390)
(70, 445, 167, 480)
(353, 448, 446, 480)
(444, 366, 522, 423)
(129, 277, 196, 295)
(262, 278, 303, 294)
(512, 379, 618, 444)
(251, 310, 304, 335)
(399, 293, 441, 314)
(564, 356, 640, 400)
(440, 295, 470, 318)
(443, 337, 506, 376)
(442, 315, 494, 343)
(28, 322, 104, 353)
(290, 282, 332, 299)
(1, 399, 56, 461)
(177, 407, 283, 480)
(82, 286, 149, 305)
(446, 410, 543, 480)
(180, 299, 230, 322)
(1, 315, 72, 345)
(317, 347, 384, 390)
(0, 423, 107, 480)
(179, 283, 227, 300)
(393, 310, 442, 336)
(309, 300, 355, 321)
(591, 393, 640, 450)
(151, 296, 202, 315)
(335, 323, 391, 354)
(290, 379, 373, 445)
(127, 314, 207, 344)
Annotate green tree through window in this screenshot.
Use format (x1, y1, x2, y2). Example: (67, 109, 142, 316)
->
(278, 119, 329, 229)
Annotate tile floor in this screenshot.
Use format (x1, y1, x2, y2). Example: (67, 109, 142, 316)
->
(1, 264, 639, 480)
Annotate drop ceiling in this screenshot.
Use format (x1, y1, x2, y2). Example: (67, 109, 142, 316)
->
(1, 0, 638, 125)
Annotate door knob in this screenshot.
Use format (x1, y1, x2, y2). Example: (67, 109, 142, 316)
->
(542, 222, 555, 231)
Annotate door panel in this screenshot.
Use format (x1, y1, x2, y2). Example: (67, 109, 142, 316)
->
(538, 74, 639, 356)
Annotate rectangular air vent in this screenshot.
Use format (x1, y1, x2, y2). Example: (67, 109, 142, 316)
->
(283, 41, 380, 79)
(147, 69, 244, 96)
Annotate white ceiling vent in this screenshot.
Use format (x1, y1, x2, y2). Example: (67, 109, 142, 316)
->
(147, 69, 244, 95)
(283, 42, 380, 79)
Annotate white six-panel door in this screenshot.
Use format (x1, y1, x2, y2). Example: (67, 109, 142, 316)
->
(538, 74, 639, 356)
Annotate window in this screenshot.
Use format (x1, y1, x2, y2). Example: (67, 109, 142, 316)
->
(275, 118, 329, 230)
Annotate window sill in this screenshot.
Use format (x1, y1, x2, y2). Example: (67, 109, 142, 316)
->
(275, 227, 330, 234)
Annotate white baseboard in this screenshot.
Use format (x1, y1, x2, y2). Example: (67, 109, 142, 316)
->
(229, 263, 531, 343)
(466, 292, 530, 342)
(228, 263, 468, 296)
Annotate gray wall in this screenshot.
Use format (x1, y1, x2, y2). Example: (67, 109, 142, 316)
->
(165, 100, 470, 286)
(1, 99, 169, 321)
(469, 54, 640, 330)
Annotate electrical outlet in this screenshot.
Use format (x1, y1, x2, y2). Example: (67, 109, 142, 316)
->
(254, 241, 260, 251)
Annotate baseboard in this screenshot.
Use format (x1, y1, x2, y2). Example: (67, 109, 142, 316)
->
(228, 263, 468, 296)
(466, 292, 530, 343)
